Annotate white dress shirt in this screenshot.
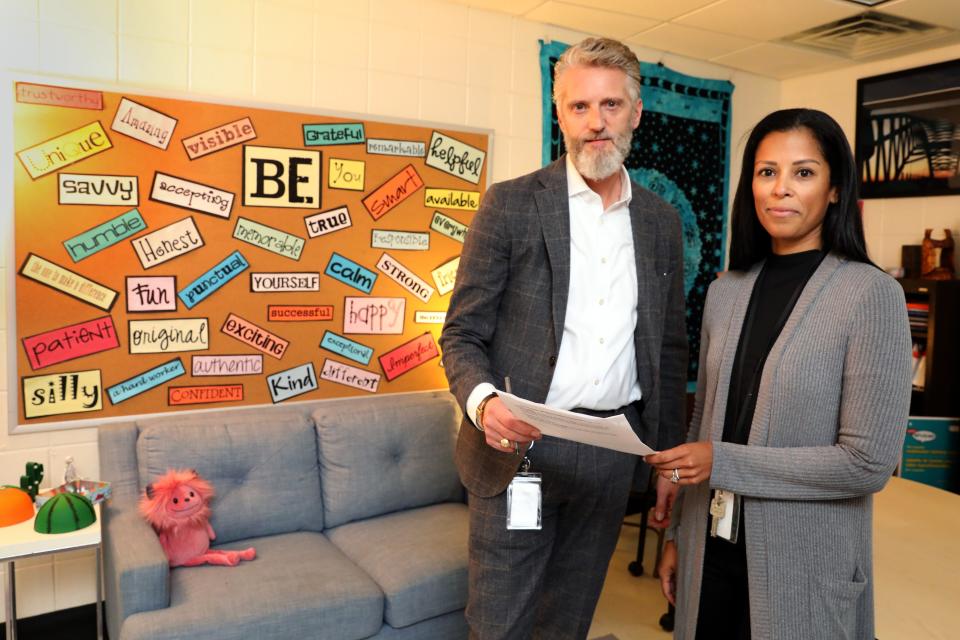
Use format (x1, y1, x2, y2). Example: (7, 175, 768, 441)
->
(466, 156, 642, 426)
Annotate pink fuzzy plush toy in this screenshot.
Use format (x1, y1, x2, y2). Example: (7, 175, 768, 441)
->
(139, 469, 256, 568)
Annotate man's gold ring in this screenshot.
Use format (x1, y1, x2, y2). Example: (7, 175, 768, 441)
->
(500, 438, 510, 448)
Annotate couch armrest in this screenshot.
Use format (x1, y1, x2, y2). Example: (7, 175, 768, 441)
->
(102, 506, 170, 639)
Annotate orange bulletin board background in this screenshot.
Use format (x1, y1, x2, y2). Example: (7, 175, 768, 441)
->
(10, 79, 489, 431)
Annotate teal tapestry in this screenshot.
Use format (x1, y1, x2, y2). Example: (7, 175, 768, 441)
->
(540, 40, 734, 388)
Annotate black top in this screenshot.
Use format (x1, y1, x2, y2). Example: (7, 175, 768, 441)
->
(722, 249, 825, 446)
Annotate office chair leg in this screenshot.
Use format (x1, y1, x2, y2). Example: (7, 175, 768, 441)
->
(659, 603, 675, 632)
(628, 505, 650, 576)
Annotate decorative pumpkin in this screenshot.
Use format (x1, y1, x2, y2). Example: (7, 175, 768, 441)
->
(34, 492, 96, 534)
(0, 486, 35, 527)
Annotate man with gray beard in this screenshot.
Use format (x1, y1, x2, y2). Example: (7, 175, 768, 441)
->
(440, 37, 688, 639)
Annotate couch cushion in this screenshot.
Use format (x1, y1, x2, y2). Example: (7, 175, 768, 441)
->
(313, 394, 463, 528)
(137, 412, 324, 544)
(369, 610, 468, 639)
(119, 531, 383, 640)
(327, 503, 468, 628)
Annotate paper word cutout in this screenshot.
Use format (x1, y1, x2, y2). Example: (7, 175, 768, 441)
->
(107, 358, 185, 404)
(128, 318, 209, 354)
(19, 253, 118, 311)
(192, 354, 263, 377)
(320, 358, 380, 393)
(22, 316, 119, 370)
(59, 173, 137, 206)
(23, 370, 103, 419)
(182, 117, 256, 159)
(267, 362, 318, 403)
(17, 121, 112, 179)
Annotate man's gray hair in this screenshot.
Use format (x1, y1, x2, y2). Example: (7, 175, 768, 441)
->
(552, 37, 642, 105)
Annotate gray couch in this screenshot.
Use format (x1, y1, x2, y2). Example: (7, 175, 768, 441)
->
(97, 391, 469, 640)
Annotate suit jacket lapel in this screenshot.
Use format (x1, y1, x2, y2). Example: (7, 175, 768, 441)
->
(630, 194, 657, 397)
(535, 158, 571, 352)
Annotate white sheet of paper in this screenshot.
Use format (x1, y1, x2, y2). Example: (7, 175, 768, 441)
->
(498, 392, 656, 456)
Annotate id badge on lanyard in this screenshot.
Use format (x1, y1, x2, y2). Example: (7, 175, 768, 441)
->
(506, 457, 541, 530)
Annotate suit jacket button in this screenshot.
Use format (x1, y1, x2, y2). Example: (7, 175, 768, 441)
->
(548, 356, 557, 367)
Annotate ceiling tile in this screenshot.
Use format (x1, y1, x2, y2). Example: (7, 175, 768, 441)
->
(628, 23, 758, 60)
(440, 0, 545, 15)
(711, 41, 848, 78)
(558, 0, 720, 21)
(523, 2, 660, 40)
(676, 0, 865, 40)
(878, 0, 960, 31)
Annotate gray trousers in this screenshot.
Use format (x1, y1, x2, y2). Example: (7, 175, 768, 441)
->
(465, 412, 639, 640)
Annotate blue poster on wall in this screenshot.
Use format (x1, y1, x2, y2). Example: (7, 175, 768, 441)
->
(539, 41, 734, 388)
(901, 416, 960, 494)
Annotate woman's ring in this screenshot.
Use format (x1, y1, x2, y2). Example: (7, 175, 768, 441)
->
(670, 468, 680, 484)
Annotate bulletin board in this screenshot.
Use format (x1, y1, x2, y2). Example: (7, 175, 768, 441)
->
(9, 79, 489, 431)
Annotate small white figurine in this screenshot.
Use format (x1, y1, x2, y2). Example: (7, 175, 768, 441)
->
(64, 456, 80, 489)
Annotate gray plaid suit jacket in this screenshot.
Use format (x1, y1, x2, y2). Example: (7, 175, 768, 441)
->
(440, 156, 688, 497)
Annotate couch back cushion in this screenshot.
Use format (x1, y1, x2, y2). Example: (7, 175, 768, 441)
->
(136, 411, 324, 544)
(313, 394, 463, 528)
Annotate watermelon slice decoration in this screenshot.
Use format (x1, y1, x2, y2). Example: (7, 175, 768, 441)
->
(34, 492, 96, 534)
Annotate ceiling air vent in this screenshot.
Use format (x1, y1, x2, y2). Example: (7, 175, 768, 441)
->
(780, 11, 954, 59)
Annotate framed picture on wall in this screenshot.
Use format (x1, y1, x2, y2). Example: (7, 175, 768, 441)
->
(855, 58, 960, 199)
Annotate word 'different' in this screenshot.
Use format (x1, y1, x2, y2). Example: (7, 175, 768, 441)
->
(362, 165, 423, 220)
(221, 313, 288, 359)
(320, 359, 380, 393)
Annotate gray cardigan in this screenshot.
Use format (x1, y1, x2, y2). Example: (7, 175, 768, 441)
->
(671, 253, 912, 640)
